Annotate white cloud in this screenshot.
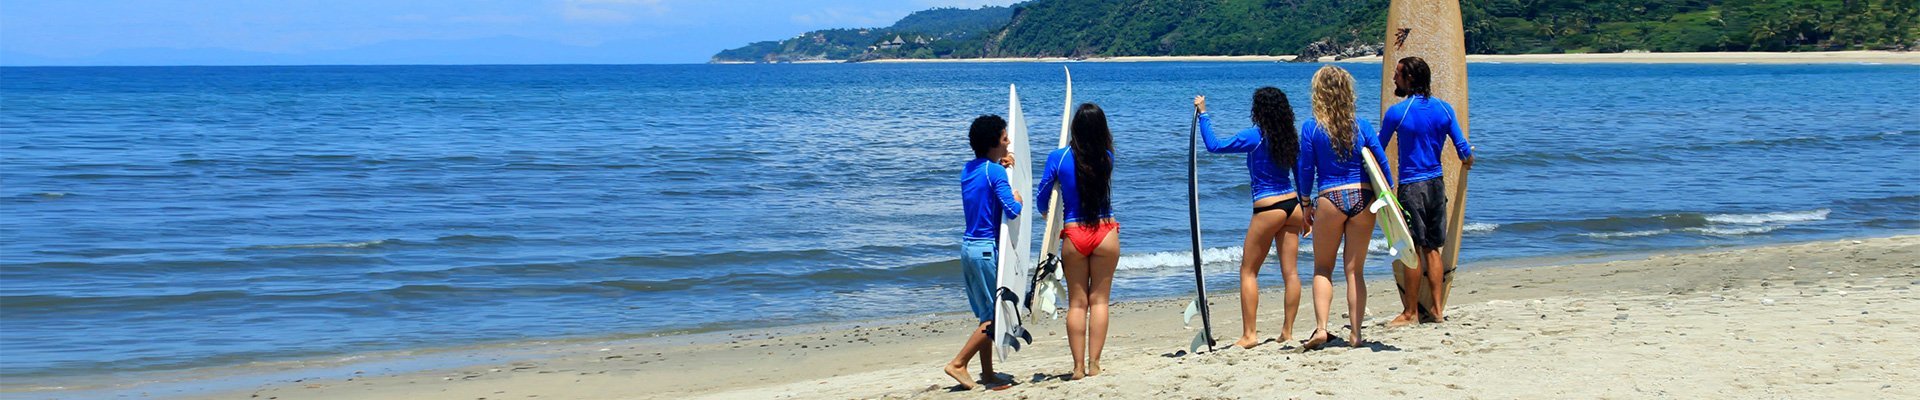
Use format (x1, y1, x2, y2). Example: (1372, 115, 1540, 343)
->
(561, 0, 669, 24)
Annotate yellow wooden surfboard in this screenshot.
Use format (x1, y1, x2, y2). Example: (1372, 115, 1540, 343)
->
(1380, 0, 1469, 319)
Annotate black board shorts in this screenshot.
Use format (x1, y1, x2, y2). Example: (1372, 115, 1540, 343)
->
(1398, 178, 1448, 249)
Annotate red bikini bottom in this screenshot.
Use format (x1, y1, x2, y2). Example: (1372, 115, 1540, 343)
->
(1062, 222, 1119, 256)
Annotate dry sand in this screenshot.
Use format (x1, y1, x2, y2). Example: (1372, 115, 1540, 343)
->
(166, 235, 1920, 399)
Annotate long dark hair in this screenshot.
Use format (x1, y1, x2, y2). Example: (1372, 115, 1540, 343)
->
(1394, 56, 1432, 98)
(1251, 87, 1297, 171)
(1068, 103, 1113, 224)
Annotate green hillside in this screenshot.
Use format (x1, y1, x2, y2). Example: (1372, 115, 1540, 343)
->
(712, 0, 1919, 63)
(709, 6, 1014, 62)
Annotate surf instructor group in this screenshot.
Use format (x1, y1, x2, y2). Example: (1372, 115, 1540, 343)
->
(946, 1, 1474, 389)
(946, 58, 1473, 389)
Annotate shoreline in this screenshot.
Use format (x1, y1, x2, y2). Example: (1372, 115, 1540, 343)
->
(833, 50, 1920, 65)
(16, 234, 1913, 399)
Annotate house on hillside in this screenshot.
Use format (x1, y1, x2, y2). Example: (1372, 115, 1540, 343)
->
(879, 36, 906, 50)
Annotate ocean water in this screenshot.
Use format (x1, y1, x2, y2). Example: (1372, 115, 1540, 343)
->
(2, 63, 1916, 381)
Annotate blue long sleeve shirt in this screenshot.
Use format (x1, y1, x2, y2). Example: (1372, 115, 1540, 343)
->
(961, 158, 1021, 240)
(1379, 95, 1473, 186)
(1298, 117, 1388, 197)
(1035, 148, 1114, 223)
(1198, 112, 1304, 201)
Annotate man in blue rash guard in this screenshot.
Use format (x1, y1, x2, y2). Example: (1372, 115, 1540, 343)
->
(1380, 56, 1475, 325)
(948, 115, 1020, 390)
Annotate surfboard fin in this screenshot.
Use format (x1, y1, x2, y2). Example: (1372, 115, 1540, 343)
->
(1188, 330, 1208, 355)
(1025, 254, 1064, 320)
(1035, 281, 1061, 319)
(1183, 299, 1200, 328)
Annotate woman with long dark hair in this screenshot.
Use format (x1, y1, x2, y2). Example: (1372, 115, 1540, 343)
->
(1192, 87, 1309, 348)
(1296, 65, 1389, 349)
(1035, 103, 1118, 380)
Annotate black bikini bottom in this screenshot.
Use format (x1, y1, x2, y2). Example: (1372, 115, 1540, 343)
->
(1253, 197, 1300, 218)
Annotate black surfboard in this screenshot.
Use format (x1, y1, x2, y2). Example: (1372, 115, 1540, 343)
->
(1185, 111, 1216, 353)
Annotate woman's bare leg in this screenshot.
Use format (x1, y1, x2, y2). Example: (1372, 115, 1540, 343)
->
(1085, 228, 1119, 376)
(1306, 197, 1345, 349)
(1234, 209, 1287, 348)
(1061, 240, 1091, 380)
(1342, 206, 1377, 347)
(1277, 204, 1307, 343)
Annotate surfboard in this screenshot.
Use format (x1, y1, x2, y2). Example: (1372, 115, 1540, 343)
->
(1027, 68, 1073, 321)
(994, 84, 1035, 361)
(1360, 151, 1419, 269)
(1380, 0, 1470, 320)
(1182, 111, 1216, 354)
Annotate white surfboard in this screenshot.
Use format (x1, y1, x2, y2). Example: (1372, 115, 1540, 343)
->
(1028, 67, 1072, 321)
(993, 84, 1035, 361)
(1360, 151, 1419, 268)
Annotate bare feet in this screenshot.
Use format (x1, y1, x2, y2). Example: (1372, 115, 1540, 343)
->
(1233, 335, 1264, 349)
(1301, 328, 1329, 350)
(1388, 312, 1417, 327)
(1087, 361, 1102, 377)
(1349, 327, 1364, 348)
(943, 364, 975, 390)
(1070, 369, 1086, 381)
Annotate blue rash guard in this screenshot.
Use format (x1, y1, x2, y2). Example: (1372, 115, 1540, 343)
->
(1298, 117, 1389, 196)
(1198, 112, 1304, 201)
(1035, 148, 1114, 223)
(960, 158, 1021, 240)
(1379, 95, 1473, 186)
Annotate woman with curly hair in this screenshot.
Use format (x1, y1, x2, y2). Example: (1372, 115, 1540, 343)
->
(1296, 65, 1389, 349)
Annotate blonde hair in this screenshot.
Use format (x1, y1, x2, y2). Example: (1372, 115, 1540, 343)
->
(1311, 65, 1357, 160)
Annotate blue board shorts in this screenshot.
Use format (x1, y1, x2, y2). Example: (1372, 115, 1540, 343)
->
(960, 239, 999, 323)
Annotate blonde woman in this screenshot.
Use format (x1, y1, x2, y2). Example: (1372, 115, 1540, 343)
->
(1295, 65, 1389, 349)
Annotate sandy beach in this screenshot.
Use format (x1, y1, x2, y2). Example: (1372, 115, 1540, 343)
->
(125, 235, 1917, 399)
(854, 51, 1918, 65)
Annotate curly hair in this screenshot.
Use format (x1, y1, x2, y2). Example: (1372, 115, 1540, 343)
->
(1311, 65, 1358, 160)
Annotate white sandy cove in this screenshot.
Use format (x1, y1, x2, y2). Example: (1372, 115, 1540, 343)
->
(190, 236, 1919, 399)
(853, 50, 1920, 65)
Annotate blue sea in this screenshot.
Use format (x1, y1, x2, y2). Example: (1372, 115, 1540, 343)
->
(2, 63, 1916, 384)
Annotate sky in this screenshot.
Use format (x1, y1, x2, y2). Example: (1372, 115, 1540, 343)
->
(0, 0, 1021, 66)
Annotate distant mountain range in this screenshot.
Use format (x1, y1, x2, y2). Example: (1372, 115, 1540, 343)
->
(712, 0, 1920, 63)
